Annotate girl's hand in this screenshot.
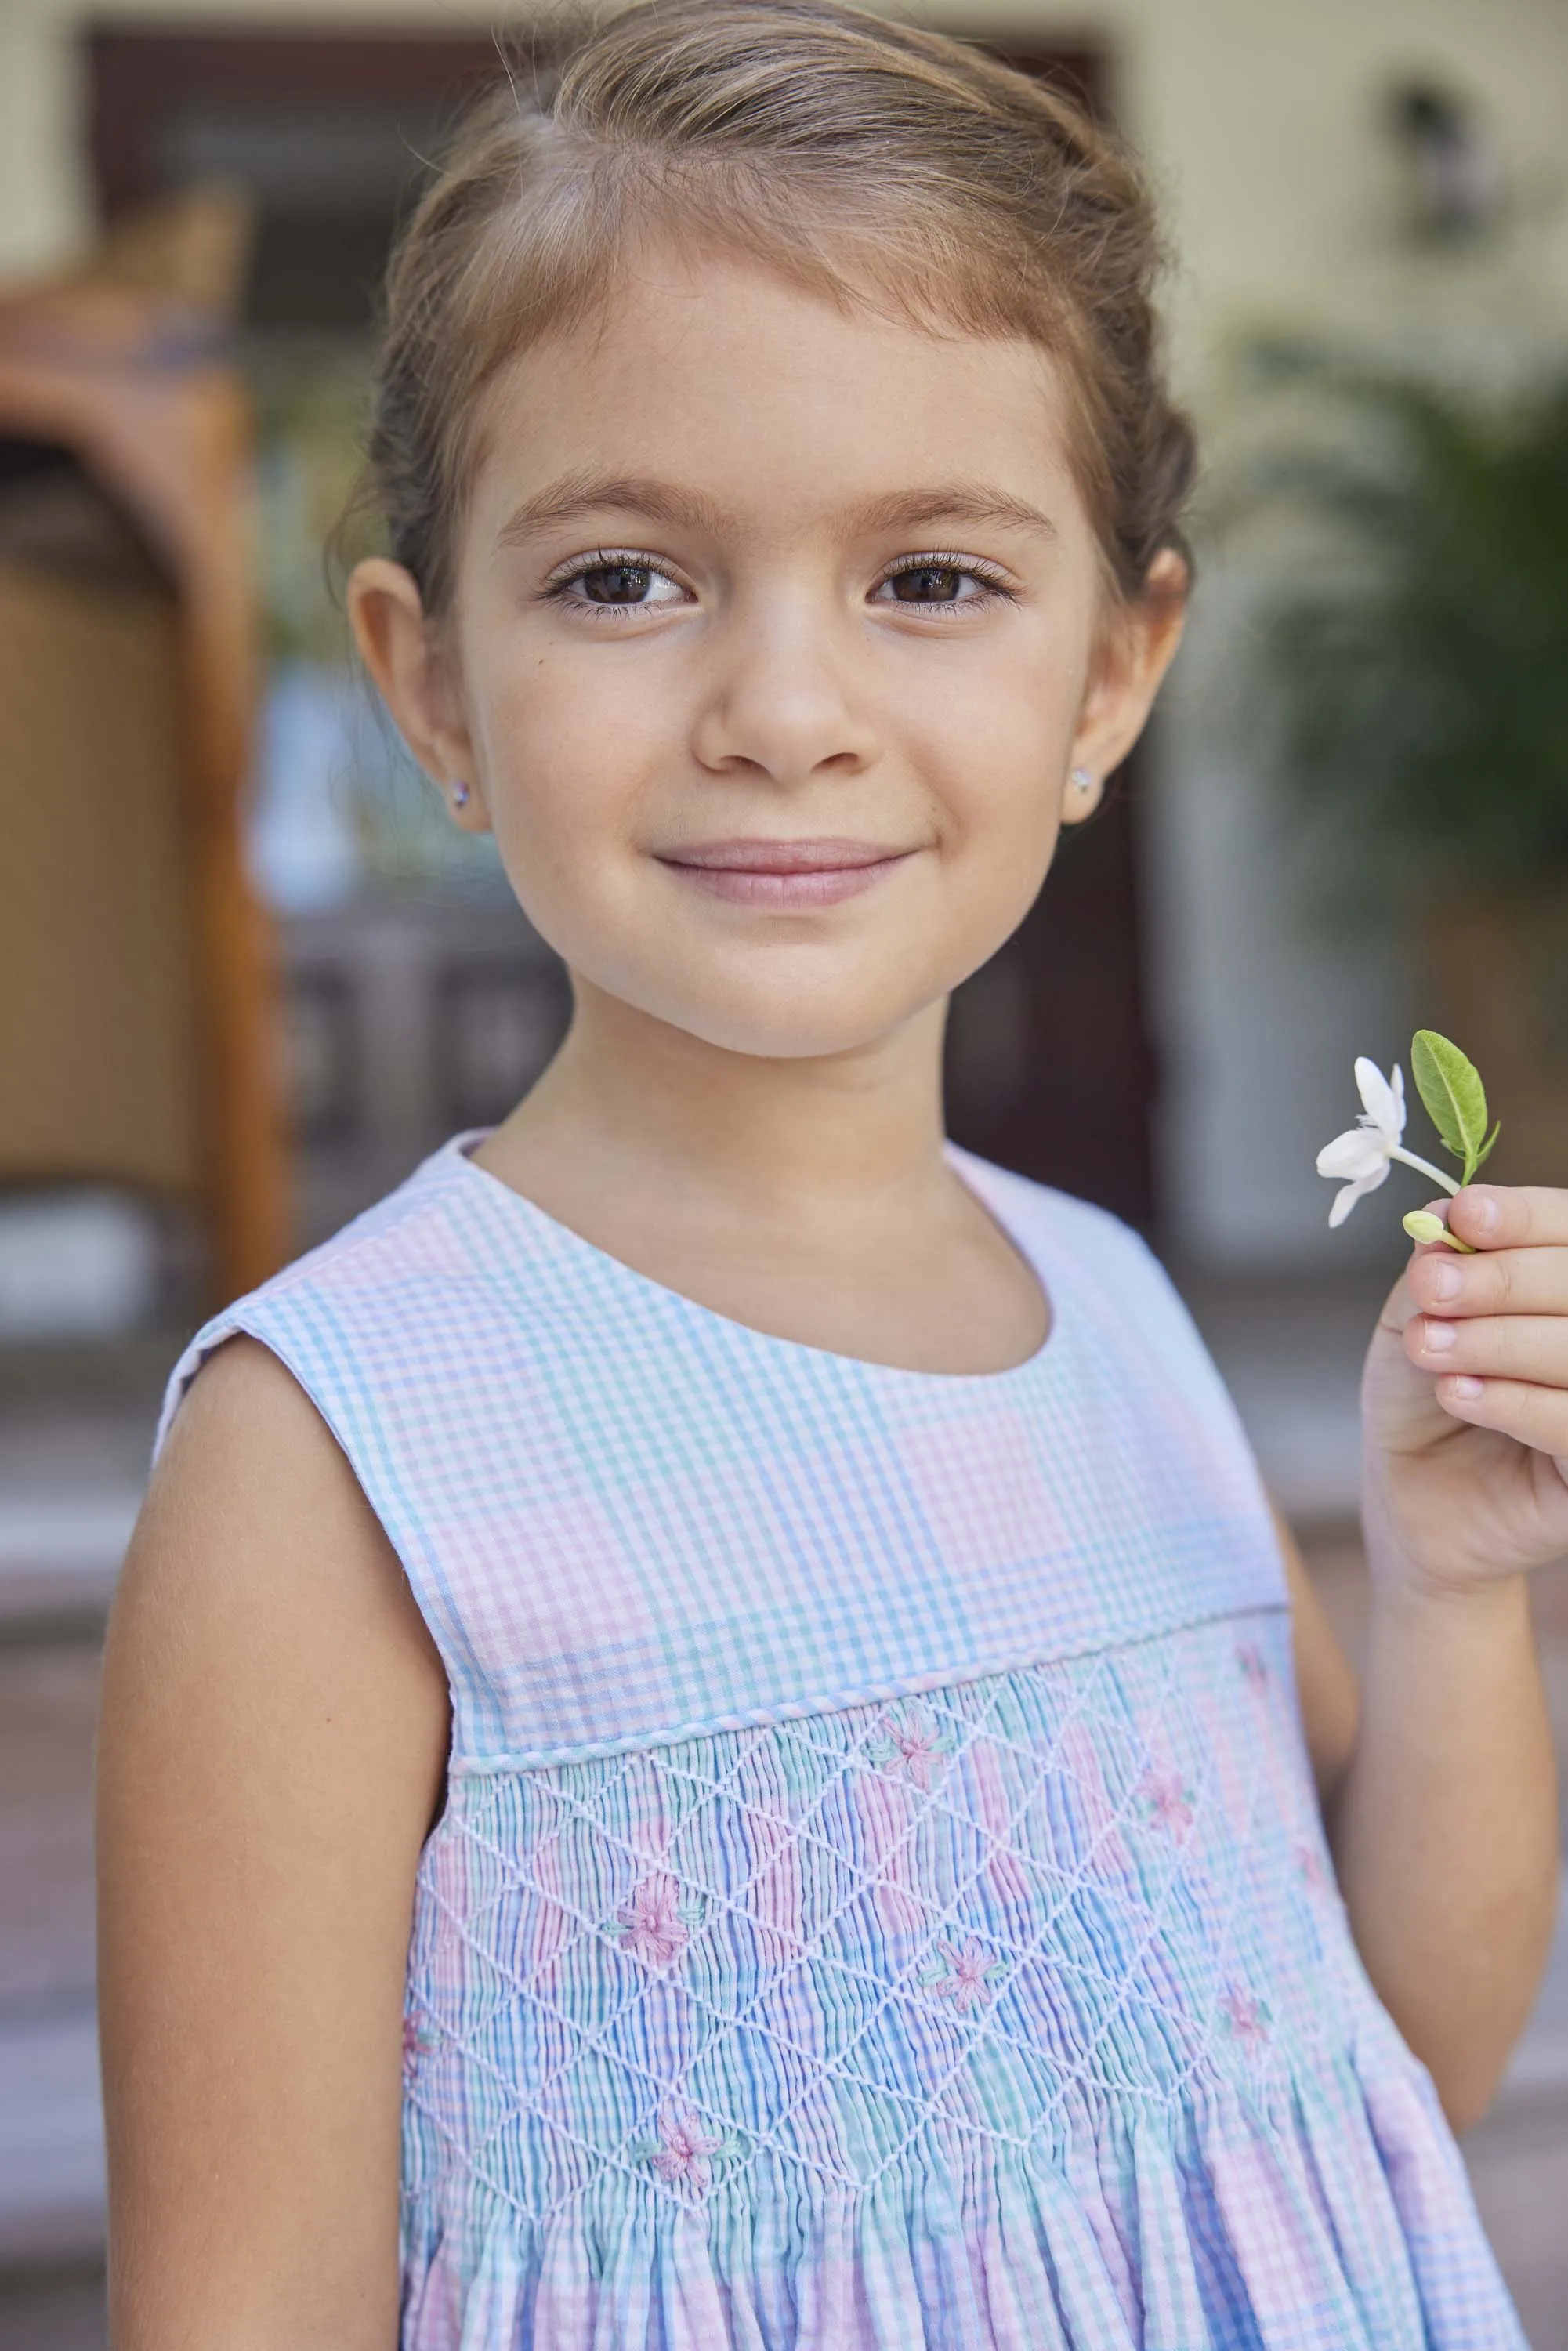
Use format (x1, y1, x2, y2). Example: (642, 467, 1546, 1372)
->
(1362, 1184, 1568, 1597)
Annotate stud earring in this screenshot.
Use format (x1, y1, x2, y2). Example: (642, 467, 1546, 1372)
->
(451, 780, 471, 810)
(1068, 766, 1096, 800)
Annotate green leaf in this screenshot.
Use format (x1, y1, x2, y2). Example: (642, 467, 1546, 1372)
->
(1475, 1118, 1501, 1172)
(1411, 1030, 1491, 1182)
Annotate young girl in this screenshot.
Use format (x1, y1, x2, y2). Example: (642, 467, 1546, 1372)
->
(98, 5, 1567, 2345)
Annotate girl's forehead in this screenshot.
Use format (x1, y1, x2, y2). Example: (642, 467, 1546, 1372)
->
(469, 245, 1084, 536)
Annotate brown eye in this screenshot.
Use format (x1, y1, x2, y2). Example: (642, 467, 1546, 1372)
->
(581, 564, 654, 603)
(871, 560, 1005, 614)
(889, 564, 965, 603)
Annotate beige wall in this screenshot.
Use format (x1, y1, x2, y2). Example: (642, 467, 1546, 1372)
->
(10, 0, 1568, 331)
(5, 0, 1566, 1262)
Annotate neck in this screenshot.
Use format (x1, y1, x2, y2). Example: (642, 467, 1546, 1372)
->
(483, 976, 952, 1226)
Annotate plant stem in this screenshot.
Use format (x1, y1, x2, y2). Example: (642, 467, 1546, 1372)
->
(1391, 1146, 1461, 1197)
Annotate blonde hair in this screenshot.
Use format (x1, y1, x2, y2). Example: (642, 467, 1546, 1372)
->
(364, 0, 1196, 614)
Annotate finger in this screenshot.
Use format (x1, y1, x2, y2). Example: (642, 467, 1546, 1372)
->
(1407, 1241, 1568, 1320)
(1431, 1371, 1568, 1461)
(1407, 1311, 1568, 1387)
(1449, 1184, 1568, 1252)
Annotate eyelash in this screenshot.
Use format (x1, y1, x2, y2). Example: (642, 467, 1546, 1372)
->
(541, 549, 689, 620)
(869, 551, 1017, 612)
(540, 547, 1019, 616)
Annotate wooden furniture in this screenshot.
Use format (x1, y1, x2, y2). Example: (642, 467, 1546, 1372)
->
(0, 192, 286, 1302)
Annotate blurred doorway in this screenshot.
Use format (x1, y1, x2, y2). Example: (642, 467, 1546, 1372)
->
(89, 27, 1156, 1234)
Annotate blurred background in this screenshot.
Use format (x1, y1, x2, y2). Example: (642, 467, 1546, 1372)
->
(1, 0, 1566, 2341)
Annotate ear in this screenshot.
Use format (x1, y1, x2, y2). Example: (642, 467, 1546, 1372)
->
(1063, 549, 1189, 820)
(346, 558, 490, 831)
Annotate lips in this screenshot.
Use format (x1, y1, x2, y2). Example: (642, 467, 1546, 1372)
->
(654, 838, 914, 909)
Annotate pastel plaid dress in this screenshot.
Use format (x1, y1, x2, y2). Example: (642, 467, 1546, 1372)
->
(159, 1136, 1525, 2350)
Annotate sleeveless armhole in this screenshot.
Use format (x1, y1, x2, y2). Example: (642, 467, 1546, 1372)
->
(155, 1299, 476, 1740)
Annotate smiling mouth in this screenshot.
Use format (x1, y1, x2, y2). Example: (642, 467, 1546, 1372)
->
(654, 837, 916, 907)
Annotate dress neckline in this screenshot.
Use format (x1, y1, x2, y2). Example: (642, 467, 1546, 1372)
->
(441, 1130, 1066, 1389)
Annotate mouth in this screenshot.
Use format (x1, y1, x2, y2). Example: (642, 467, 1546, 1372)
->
(653, 837, 917, 909)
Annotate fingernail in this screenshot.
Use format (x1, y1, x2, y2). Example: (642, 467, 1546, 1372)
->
(1421, 1317, 1458, 1353)
(1467, 1190, 1501, 1233)
(1450, 1375, 1485, 1400)
(1427, 1262, 1463, 1302)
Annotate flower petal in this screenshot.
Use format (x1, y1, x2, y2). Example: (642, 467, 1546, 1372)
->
(1327, 1163, 1390, 1226)
(1316, 1126, 1389, 1181)
(1353, 1057, 1405, 1142)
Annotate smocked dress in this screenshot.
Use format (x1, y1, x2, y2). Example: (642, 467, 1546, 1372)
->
(158, 1136, 1525, 2350)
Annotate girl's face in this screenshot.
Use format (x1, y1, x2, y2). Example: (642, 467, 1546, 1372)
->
(353, 242, 1184, 1062)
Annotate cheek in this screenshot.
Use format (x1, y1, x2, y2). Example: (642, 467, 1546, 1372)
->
(912, 658, 1078, 961)
(917, 657, 1076, 860)
(470, 646, 650, 872)
(948, 775, 1066, 956)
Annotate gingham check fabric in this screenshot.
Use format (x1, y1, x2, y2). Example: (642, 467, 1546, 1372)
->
(160, 1139, 1525, 2349)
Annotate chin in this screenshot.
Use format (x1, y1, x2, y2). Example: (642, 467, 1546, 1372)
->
(628, 962, 936, 1063)
(675, 998, 912, 1062)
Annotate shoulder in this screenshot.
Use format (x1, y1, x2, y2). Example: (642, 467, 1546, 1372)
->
(949, 1146, 1226, 1386)
(154, 1138, 492, 1459)
(954, 1153, 1282, 1570)
(141, 1150, 480, 1644)
(124, 1330, 447, 1755)
(145, 1333, 389, 1583)
(950, 1143, 1177, 1300)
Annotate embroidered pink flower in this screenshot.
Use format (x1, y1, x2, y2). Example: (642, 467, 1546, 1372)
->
(649, 2104, 725, 2194)
(1219, 1986, 1271, 2050)
(1139, 1770, 1196, 1836)
(617, 1874, 693, 1969)
(923, 1936, 1000, 2016)
(870, 1704, 951, 1788)
(1236, 1642, 1269, 1687)
(401, 2012, 432, 2081)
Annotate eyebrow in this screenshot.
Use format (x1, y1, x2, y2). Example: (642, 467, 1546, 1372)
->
(496, 473, 1057, 547)
(498, 473, 728, 545)
(849, 486, 1058, 541)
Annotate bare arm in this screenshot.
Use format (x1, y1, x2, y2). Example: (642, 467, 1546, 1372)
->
(1276, 1195, 1568, 2139)
(1326, 1564, 1555, 2133)
(1276, 1510, 1360, 1806)
(96, 1338, 451, 2351)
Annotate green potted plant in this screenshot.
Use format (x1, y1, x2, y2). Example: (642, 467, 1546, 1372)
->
(1237, 345, 1568, 1179)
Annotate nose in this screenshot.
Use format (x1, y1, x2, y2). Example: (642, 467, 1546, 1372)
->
(689, 596, 880, 785)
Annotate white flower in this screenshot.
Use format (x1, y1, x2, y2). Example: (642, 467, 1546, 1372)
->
(1316, 1058, 1406, 1227)
(1316, 1055, 1458, 1230)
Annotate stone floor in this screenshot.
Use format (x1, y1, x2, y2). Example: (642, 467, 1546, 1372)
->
(1, 1283, 1566, 2344)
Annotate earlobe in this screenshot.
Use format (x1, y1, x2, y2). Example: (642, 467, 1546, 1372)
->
(443, 775, 493, 836)
(1062, 765, 1103, 824)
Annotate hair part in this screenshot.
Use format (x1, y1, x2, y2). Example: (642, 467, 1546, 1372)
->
(361, 0, 1197, 618)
